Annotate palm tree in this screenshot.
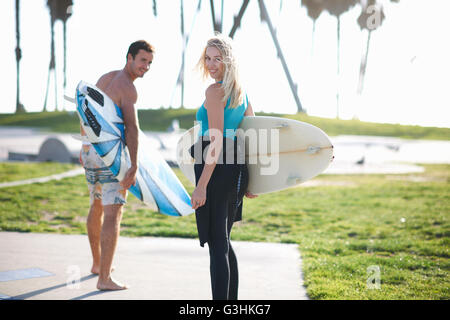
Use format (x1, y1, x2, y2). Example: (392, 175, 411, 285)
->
(357, 0, 384, 95)
(357, 0, 401, 95)
(323, 0, 359, 119)
(180, 0, 185, 107)
(152, 0, 157, 17)
(58, 0, 73, 97)
(15, 0, 25, 113)
(301, 0, 325, 57)
(171, 0, 202, 108)
(43, 0, 72, 112)
(209, 0, 224, 33)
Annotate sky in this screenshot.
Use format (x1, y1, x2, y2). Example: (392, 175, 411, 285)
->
(1, 0, 449, 128)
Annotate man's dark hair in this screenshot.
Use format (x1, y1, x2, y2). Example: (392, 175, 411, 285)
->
(126, 40, 154, 60)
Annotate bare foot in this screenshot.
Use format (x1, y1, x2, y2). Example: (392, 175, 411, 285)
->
(97, 277, 128, 291)
(91, 266, 115, 275)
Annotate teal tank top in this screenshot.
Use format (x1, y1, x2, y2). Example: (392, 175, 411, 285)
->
(196, 93, 248, 140)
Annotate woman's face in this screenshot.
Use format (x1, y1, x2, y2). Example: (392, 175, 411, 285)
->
(205, 46, 224, 81)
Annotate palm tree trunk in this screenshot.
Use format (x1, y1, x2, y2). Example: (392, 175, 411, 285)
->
(171, 0, 202, 107)
(311, 21, 316, 58)
(43, 21, 56, 112)
(43, 69, 50, 112)
(336, 17, 341, 119)
(357, 30, 372, 95)
(180, 0, 185, 108)
(54, 60, 58, 111)
(61, 21, 67, 111)
(15, 0, 25, 113)
(152, 0, 157, 17)
(220, 0, 224, 32)
(63, 21, 67, 90)
(209, 0, 217, 32)
(258, 0, 303, 113)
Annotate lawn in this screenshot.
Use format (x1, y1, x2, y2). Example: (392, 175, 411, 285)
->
(0, 162, 448, 299)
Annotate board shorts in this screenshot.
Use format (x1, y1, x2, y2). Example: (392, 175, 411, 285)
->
(80, 143, 127, 206)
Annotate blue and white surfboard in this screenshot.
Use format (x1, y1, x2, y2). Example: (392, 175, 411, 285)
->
(75, 80, 193, 217)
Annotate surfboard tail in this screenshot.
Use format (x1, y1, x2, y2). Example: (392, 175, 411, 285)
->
(135, 166, 193, 217)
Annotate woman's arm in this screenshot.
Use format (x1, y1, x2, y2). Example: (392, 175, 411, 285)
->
(244, 101, 255, 116)
(197, 84, 225, 189)
(191, 84, 225, 209)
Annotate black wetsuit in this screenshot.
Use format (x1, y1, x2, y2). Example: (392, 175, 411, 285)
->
(190, 137, 249, 300)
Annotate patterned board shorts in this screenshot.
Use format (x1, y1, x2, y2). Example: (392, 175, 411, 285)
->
(80, 144, 128, 206)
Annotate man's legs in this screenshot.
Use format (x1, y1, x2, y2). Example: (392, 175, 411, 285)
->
(82, 143, 127, 290)
(97, 204, 127, 290)
(87, 199, 103, 274)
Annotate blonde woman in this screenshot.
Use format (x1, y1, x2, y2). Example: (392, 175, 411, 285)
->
(189, 34, 257, 300)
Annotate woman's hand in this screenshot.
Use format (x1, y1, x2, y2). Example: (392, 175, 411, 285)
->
(191, 185, 207, 210)
(245, 191, 258, 199)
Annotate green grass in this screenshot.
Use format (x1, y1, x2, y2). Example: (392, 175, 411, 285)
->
(1, 109, 449, 140)
(281, 113, 450, 141)
(0, 162, 77, 183)
(0, 162, 448, 299)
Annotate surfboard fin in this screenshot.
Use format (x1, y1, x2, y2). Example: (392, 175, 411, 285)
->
(272, 123, 289, 129)
(306, 146, 322, 154)
(71, 134, 89, 142)
(64, 95, 75, 104)
(287, 175, 302, 186)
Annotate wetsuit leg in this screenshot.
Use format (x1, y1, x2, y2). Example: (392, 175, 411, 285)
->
(228, 242, 239, 300)
(227, 197, 239, 300)
(208, 197, 231, 300)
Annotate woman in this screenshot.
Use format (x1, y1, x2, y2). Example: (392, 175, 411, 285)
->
(190, 34, 257, 300)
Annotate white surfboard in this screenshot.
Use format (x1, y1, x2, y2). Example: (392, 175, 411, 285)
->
(72, 81, 193, 216)
(176, 116, 334, 195)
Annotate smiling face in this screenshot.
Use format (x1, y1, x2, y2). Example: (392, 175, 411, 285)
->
(205, 46, 224, 81)
(127, 49, 153, 78)
(196, 35, 244, 109)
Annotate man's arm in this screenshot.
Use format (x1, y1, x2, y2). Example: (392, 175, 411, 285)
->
(95, 73, 111, 89)
(119, 85, 139, 190)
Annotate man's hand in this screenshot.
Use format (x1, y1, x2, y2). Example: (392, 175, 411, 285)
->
(120, 165, 138, 190)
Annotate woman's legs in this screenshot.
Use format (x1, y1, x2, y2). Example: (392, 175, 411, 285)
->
(198, 157, 248, 300)
(208, 237, 239, 300)
(208, 210, 231, 300)
(228, 242, 239, 300)
(208, 201, 239, 300)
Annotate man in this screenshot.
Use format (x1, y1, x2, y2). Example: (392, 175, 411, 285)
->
(79, 40, 154, 290)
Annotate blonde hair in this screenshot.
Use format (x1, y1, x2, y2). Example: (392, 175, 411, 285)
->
(196, 33, 244, 109)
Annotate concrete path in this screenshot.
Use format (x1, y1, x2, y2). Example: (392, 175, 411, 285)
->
(0, 232, 308, 300)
